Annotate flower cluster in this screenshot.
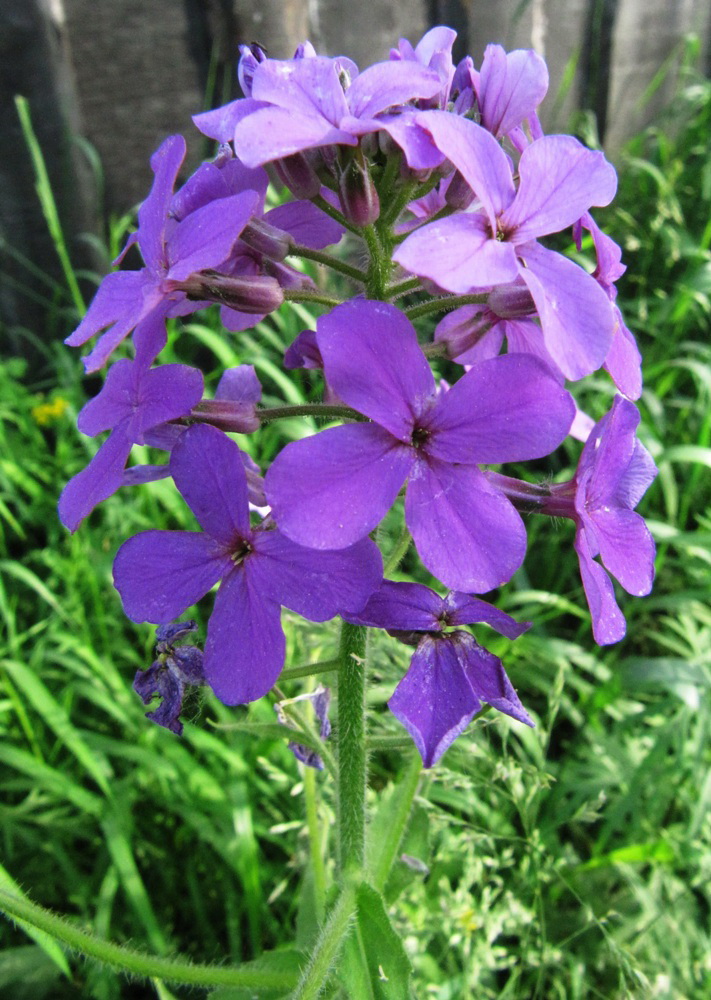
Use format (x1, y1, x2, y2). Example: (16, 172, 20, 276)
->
(61, 27, 656, 765)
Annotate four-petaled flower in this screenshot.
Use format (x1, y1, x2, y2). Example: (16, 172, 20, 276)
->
(114, 424, 383, 705)
(345, 581, 533, 766)
(265, 299, 575, 593)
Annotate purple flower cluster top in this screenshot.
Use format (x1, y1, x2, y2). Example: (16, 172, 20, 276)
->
(61, 26, 657, 766)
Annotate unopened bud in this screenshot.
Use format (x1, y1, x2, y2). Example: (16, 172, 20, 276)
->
(273, 152, 322, 199)
(238, 43, 267, 97)
(488, 284, 536, 319)
(445, 170, 475, 210)
(240, 218, 292, 261)
(338, 157, 380, 226)
(168, 271, 284, 314)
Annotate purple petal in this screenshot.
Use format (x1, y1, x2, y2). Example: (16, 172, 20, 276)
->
(284, 329, 322, 370)
(81, 288, 165, 373)
(377, 115, 445, 169)
(114, 530, 232, 623)
(122, 463, 171, 486)
(133, 311, 168, 368)
(204, 568, 285, 704)
(518, 242, 616, 379)
(477, 46, 549, 137)
(604, 310, 642, 400)
(345, 580, 445, 631)
(233, 106, 357, 166)
(446, 594, 531, 638)
(266, 200, 344, 249)
(346, 60, 440, 117)
(77, 360, 139, 436)
(616, 440, 658, 509)
(172, 158, 268, 220)
(252, 57, 350, 122)
(220, 306, 266, 333)
(389, 635, 482, 767)
(215, 365, 262, 404)
(170, 425, 251, 544)
(580, 397, 639, 504)
(58, 428, 133, 532)
(394, 213, 519, 292)
(574, 529, 626, 645)
(422, 354, 575, 464)
(134, 662, 185, 735)
(500, 137, 617, 242)
(192, 98, 264, 143)
(250, 530, 382, 620)
(167, 191, 259, 281)
(416, 111, 516, 226)
(265, 423, 413, 550)
(65, 270, 148, 348)
(317, 300, 434, 439)
(406, 459, 527, 592)
(134, 363, 204, 439)
(591, 508, 655, 596)
(138, 135, 186, 273)
(455, 632, 533, 725)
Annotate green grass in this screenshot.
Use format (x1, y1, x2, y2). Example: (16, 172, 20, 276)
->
(1, 59, 710, 1000)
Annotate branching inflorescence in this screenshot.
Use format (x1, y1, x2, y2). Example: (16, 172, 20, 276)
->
(61, 26, 656, 769)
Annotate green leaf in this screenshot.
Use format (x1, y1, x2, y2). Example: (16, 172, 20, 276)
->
(340, 884, 412, 1000)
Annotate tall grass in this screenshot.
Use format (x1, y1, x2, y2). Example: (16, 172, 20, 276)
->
(1, 61, 710, 1000)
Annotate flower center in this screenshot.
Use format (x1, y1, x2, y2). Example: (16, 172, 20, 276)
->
(411, 425, 431, 449)
(230, 539, 253, 566)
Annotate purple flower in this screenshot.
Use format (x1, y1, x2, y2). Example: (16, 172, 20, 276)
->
(394, 114, 619, 380)
(346, 581, 532, 766)
(58, 322, 204, 531)
(66, 136, 260, 371)
(229, 54, 442, 168)
(545, 397, 657, 643)
(265, 299, 575, 593)
(474, 44, 549, 143)
(274, 685, 332, 770)
(113, 424, 383, 705)
(433, 284, 560, 375)
(134, 621, 206, 735)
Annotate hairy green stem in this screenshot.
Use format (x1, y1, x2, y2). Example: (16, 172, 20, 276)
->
(0, 889, 298, 990)
(363, 225, 391, 299)
(384, 276, 422, 299)
(337, 622, 368, 874)
(281, 658, 340, 681)
(256, 403, 364, 423)
(289, 244, 367, 284)
(383, 525, 412, 576)
(290, 882, 358, 1000)
(283, 287, 343, 309)
(405, 292, 489, 322)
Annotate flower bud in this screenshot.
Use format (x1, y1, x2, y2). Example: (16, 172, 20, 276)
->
(444, 170, 475, 210)
(167, 272, 284, 314)
(488, 283, 536, 319)
(238, 43, 267, 97)
(338, 157, 380, 226)
(273, 152, 322, 199)
(240, 218, 292, 261)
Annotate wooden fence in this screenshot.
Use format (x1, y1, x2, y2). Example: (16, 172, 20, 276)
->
(1, 0, 710, 353)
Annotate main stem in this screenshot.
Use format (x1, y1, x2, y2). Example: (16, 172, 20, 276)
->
(336, 621, 368, 875)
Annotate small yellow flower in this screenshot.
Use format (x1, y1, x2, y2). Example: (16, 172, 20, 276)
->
(31, 396, 69, 426)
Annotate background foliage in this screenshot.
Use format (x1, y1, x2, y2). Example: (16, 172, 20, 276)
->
(1, 54, 710, 1000)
